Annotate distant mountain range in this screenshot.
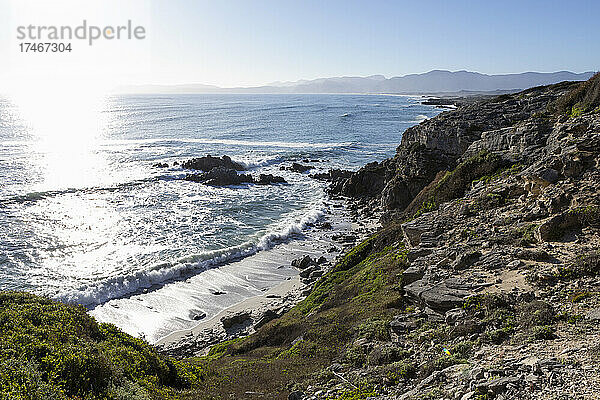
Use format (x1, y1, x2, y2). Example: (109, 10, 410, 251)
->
(116, 70, 596, 95)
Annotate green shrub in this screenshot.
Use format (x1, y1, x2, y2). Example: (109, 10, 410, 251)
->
(344, 345, 367, 367)
(554, 72, 600, 115)
(357, 318, 390, 341)
(529, 325, 555, 341)
(0, 292, 193, 400)
(569, 104, 585, 118)
(570, 291, 591, 303)
(331, 383, 377, 400)
(517, 223, 538, 245)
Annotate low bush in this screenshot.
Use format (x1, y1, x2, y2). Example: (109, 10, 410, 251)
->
(0, 292, 196, 400)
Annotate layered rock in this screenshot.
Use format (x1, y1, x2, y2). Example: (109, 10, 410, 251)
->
(329, 82, 582, 217)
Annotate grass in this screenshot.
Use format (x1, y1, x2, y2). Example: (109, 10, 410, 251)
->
(330, 383, 377, 400)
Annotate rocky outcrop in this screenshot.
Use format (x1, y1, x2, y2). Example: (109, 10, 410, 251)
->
(185, 167, 286, 186)
(329, 161, 392, 198)
(221, 312, 252, 330)
(179, 77, 600, 400)
(403, 278, 475, 312)
(291, 255, 329, 285)
(310, 169, 353, 182)
(182, 155, 245, 171)
(281, 163, 312, 173)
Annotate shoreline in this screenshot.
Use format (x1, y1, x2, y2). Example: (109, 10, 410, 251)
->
(156, 197, 381, 357)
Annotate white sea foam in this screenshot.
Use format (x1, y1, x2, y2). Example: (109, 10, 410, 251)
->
(233, 155, 283, 169)
(257, 206, 325, 250)
(54, 204, 325, 306)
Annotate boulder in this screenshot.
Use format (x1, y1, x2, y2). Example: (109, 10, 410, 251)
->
(299, 266, 319, 279)
(535, 212, 580, 242)
(255, 174, 287, 185)
(189, 311, 206, 321)
(452, 250, 482, 270)
(185, 167, 286, 186)
(479, 376, 520, 395)
(291, 255, 315, 269)
(288, 391, 304, 400)
(329, 161, 388, 198)
(389, 315, 419, 335)
(221, 312, 252, 329)
(401, 266, 425, 285)
(404, 278, 474, 312)
(380, 178, 412, 210)
(282, 163, 312, 173)
(407, 248, 433, 262)
(185, 167, 250, 185)
(444, 308, 467, 324)
(254, 309, 279, 329)
(182, 155, 245, 171)
(309, 270, 324, 279)
(310, 169, 353, 181)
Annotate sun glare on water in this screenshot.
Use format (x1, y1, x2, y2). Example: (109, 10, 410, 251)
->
(9, 79, 111, 191)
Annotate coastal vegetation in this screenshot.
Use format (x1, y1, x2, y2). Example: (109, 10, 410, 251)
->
(0, 292, 198, 400)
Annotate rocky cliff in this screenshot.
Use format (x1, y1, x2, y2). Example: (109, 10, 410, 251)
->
(330, 81, 584, 222)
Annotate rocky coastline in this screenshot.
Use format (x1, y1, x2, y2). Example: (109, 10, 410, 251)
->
(178, 74, 600, 399)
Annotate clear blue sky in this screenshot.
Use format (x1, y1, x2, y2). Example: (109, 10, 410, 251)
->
(1, 0, 598, 87)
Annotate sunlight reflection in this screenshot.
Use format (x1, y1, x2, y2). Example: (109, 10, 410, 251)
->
(9, 79, 110, 190)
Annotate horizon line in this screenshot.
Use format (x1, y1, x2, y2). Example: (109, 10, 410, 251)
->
(115, 69, 597, 90)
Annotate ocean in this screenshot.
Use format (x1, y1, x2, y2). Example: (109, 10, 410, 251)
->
(0, 93, 440, 341)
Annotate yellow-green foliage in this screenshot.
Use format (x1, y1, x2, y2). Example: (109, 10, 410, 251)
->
(517, 223, 538, 245)
(0, 292, 197, 400)
(471, 163, 522, 185)
(569, 104, 585, 118)
(329, 383, 377, 400)
(411, 199, 437, 220)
